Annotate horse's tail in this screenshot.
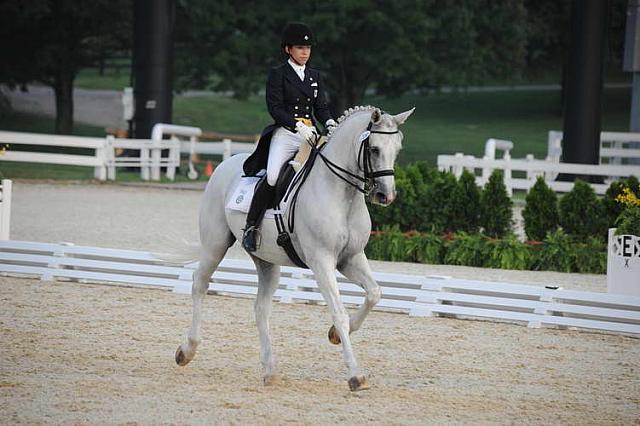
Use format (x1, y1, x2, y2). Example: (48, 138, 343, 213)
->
(151, 240, 201, 265)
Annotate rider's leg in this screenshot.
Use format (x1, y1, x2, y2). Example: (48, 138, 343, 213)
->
(242, 128, 301, 252)
(242, 180, 275, 251)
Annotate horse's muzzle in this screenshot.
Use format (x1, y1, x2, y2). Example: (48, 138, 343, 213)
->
(372, 190, 396, 206)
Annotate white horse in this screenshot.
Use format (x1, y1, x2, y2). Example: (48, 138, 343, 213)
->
(175, 105, 415, 391)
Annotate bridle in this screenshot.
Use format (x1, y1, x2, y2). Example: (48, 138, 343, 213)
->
(317, 121, 399, 195)
(279, 120, 399, 234)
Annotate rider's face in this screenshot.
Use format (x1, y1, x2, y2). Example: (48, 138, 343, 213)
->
(286, 45, 311, 66)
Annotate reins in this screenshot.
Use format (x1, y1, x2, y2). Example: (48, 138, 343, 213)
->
(278, 121, 399, 234)
(273, 118, 399, 268)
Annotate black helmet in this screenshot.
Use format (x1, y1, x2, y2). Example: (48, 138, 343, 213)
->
(281, 22, 314, 47)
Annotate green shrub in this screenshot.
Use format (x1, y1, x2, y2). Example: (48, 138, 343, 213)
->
(405, 232, 444, 264)
(559, 180, 608, 241)
(531, 229, 575, 272)
(365, 225, 408, 261)
(603, 176, 640, 228)
(449, 170, 482, 233)
(444, 232, 488, 267)
(615, 206, 640, 236)
(522, 176, 559, 241)
(484, 235, 530, 270)
(480, 170, 513, 237)
(422, 170, 458, 233)
(572, 237, 607, 274)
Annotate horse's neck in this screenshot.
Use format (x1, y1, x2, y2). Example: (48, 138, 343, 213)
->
(319, 112, 371, 174)
(304, 112, 370, 205)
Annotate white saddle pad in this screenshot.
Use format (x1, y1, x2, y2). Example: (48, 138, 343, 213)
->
(226, 172, 290, 218)
(226, 176, 261, 213)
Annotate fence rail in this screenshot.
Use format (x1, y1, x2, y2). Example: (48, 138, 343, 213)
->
(0, 127, 256, 181)
(0, 180, 11, 240)
(1, 240, 639, 336)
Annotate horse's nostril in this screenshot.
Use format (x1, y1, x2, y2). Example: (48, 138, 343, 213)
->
(375, 192, 387, 204)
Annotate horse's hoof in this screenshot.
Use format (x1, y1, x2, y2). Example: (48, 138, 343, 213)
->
(263, 374, 279, 386)
(348, 375, 370, 391)
(328, 325, 341, 345)
(175, 346, 191, 366)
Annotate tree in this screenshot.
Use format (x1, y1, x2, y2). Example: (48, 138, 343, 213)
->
(522, 176, 559, 241)
(174, 0, 529, 113)
(0, 0, 131, 134)
(480, 170, 513, 238)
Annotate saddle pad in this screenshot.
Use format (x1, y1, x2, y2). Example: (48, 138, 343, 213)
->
(226, 176, 261, 213)
(226, 174, 289, 217)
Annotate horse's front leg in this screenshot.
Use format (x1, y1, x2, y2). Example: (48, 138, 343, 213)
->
(310, 256, 369, 391)
(329, 251, 381, 344)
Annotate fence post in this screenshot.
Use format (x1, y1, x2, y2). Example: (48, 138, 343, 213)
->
(0, 179, 12, 240)
(94, 140, 108, 181)
(105, 135, 116, 180)
(166, 136, 179, 181)
(141, 143, 150, 180)
(223, 138, 232, 161)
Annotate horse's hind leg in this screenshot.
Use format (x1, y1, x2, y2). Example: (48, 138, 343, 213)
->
(252, 257, 281, 385)
(330, 252, 381, 345)
(175, 231, 234, 366)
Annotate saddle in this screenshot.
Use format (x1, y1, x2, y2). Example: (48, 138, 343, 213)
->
(256, 136, 327, 268)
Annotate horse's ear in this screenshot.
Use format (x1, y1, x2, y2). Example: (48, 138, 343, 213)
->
(371, 109, 382, 124)
(393, 107, 416, 125)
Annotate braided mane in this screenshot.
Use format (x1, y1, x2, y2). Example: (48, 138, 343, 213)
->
(327, 105, 382, 139)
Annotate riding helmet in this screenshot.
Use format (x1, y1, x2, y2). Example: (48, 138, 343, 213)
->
(281, 22, 314, 47)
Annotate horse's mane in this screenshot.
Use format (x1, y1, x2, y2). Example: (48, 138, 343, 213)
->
(327, 105, 382, 139)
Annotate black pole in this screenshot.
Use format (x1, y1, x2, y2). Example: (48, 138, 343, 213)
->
(561, 0, 608, 179)
(132, 0, 175, 139)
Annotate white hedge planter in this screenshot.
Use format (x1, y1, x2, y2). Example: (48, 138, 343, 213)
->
(607, 228, 640, 296)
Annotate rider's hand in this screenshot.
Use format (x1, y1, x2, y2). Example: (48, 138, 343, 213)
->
(295, 121, 316, 143)
(325, 119, 337, 131)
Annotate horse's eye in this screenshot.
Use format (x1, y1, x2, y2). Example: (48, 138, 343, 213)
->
(370, 146, 380, 155)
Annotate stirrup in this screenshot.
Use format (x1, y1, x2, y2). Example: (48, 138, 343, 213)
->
(242, 225, 260, 252)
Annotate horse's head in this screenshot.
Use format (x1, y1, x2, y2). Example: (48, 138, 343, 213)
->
(365, 108, 415, 206)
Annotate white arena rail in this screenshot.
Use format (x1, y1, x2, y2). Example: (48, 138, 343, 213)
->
(179, 139, 255, 161)
(0, 180, 11, 240)
(1, 240, 639, 336)
(438, 153, 640, 195)
(105, 136, 180, 181)
(0, 131, 108, 180)
(547, 130, 640, 165)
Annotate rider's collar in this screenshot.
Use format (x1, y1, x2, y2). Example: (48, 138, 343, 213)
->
(288, 59, 306, 81)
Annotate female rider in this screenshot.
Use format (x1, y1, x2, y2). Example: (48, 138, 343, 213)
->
(241, 22, 336, 252)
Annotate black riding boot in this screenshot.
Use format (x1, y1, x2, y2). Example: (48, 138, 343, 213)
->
(242, 182, 276, 252)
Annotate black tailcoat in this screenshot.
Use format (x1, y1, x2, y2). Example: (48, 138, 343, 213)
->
(243, 62, 332, 176)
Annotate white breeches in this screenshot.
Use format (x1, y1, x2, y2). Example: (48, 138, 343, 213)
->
(267, 126, 314, 186)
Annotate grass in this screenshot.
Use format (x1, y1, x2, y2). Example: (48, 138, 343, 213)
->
(0, 85, 633, 180)
(172, 87, 632, 165)
(75, 67, 131, 91)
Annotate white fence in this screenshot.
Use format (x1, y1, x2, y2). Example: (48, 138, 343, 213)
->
(0, 131, 108, 180)
(438, 133, 640, 195)
(547, 130, 640, 165)
(0, 126, 256, 182)
(0, 180, 11, 240)
(1, 240, 639, 336)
